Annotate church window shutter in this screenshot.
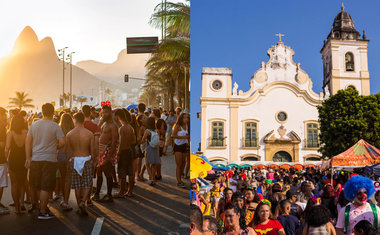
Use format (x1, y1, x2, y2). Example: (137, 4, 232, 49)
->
(244, 122, 258, 147)
(306, 123, 319, 148)
(211, 121, 224, 146)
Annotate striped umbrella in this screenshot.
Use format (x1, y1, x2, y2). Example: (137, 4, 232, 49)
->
(331, 139, 380, 167)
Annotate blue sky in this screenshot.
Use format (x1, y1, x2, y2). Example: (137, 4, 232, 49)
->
(190, 0, 380, 152)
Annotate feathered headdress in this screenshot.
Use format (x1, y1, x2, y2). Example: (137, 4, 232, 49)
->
(344, 176, 375, 201)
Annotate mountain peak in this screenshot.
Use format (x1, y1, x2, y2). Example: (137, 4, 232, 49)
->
(40, 37, 56, 54)
(11, 26, 57, 58)
(19, 26, 38, 41)
(12, 26, 39, 54)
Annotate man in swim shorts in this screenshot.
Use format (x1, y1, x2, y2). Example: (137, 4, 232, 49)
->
(66, 112, 95, 216)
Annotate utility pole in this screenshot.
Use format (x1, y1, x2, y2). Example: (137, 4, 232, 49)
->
(66, 52, 75, 109)
(164, 0, 167, 39)
(58, 47, 68, 108)
(161, 0, 167, 41)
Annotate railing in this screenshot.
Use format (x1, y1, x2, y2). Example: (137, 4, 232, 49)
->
(243, 137, 258, 148)
(210, 137, 226, 147)
(306, 139, 319, 148)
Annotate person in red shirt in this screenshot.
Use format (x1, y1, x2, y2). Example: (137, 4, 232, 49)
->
(249, 201, 285, 235)
(225, 169, 234, 179)
(82, 105, 100, 206)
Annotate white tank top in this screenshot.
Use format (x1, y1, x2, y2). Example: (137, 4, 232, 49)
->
(174, 124, 188, 145)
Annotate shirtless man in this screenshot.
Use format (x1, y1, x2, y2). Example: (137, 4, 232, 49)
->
(82, 105, 100, 206)
(93, 105, 118, 202)
(66, 112, 94, 216)
(114, 109, 136, 197)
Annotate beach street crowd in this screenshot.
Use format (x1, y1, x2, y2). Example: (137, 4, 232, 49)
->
(0, 102, 190, 220)
(190, 166, 380, 235)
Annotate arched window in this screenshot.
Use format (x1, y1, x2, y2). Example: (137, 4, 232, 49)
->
(306, 157, 321, 161)
(347, 85, 356, 90)
(273, 151, 292, 162)
(345, 52, 354, 71)
(241, 154, 260, 161)
(244, 121, 258, 147)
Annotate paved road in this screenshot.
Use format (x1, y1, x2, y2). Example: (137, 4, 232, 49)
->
(0, 148, 189, 235)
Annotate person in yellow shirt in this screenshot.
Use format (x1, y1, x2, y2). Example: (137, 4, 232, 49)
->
(210, 180, 221, 218)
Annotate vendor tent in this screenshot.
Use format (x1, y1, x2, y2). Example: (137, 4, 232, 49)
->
(240, 164, 252, 169)
(227, 163, 240, 169)
(199, 156, 229, 171)
(190, 154, 212, 179)
(364, 162, 380, 178)
(331, 139, 380, 167)
(125, 104, 138, 110)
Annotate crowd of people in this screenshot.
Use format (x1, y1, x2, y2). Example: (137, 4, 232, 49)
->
(0, 101, 190, 220)
(190, 166, 380, 235)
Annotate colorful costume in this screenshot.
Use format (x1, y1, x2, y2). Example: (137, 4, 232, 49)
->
(97, 144, 118, 167)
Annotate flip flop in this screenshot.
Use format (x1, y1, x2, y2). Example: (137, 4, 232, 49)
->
(79, 202, 88, 216)
(15, 210, 23, 215)
(99, 195, 114, 203)
(60, 201, 73, 211)
(124, 193, 134, 198)
(91, 194, 100, 201)
(112, 193, 124, 198)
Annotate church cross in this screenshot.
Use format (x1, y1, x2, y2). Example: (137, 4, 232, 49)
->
(276, 33, 284, 42)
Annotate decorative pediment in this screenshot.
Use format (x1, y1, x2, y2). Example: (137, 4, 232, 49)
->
(266, 42, 295, 71)
(264, 128, 301, 144)
(249, 40, 314, 93)
(295, 63, 309, 85)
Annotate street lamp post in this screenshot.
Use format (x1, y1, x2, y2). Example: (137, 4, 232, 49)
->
(66, 52, 75, 109)
(58, 47, 68, 108)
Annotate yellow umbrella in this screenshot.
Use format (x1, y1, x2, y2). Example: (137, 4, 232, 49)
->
(190, 154, 212, 179)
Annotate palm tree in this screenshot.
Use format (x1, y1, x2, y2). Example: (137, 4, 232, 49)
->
(8, 91, 35, 110)
(143, 0, 190, 109)
(75, 96, 88, 108)
(62, 92, 71, 107)
(105, 88, 112, 100)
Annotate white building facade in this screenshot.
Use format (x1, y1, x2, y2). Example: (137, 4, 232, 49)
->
(199, 6, 370, 163)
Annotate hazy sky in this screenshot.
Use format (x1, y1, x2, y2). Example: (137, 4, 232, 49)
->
(190, 0, 380, 152)
(0, 0, 164, 64)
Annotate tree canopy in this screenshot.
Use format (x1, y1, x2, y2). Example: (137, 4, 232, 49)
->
(318, 88, 380, 158)
(142, 0, 190, 110)
(8, 91, 35, 110)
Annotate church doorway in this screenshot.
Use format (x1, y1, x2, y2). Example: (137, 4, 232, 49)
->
(273, 151, 292, 162)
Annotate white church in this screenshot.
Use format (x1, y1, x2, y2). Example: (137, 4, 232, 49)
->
(199, 5, 371, 165)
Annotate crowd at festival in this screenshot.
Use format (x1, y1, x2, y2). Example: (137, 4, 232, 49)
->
(190, 166, 380, 235)
(0, 102, 189, 220)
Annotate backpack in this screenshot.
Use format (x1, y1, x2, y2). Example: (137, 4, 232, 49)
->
(148, 129, 159, 148)
(344, 203, 378, 234)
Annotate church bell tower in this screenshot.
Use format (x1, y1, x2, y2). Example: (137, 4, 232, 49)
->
(321, 3, 370, 96)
